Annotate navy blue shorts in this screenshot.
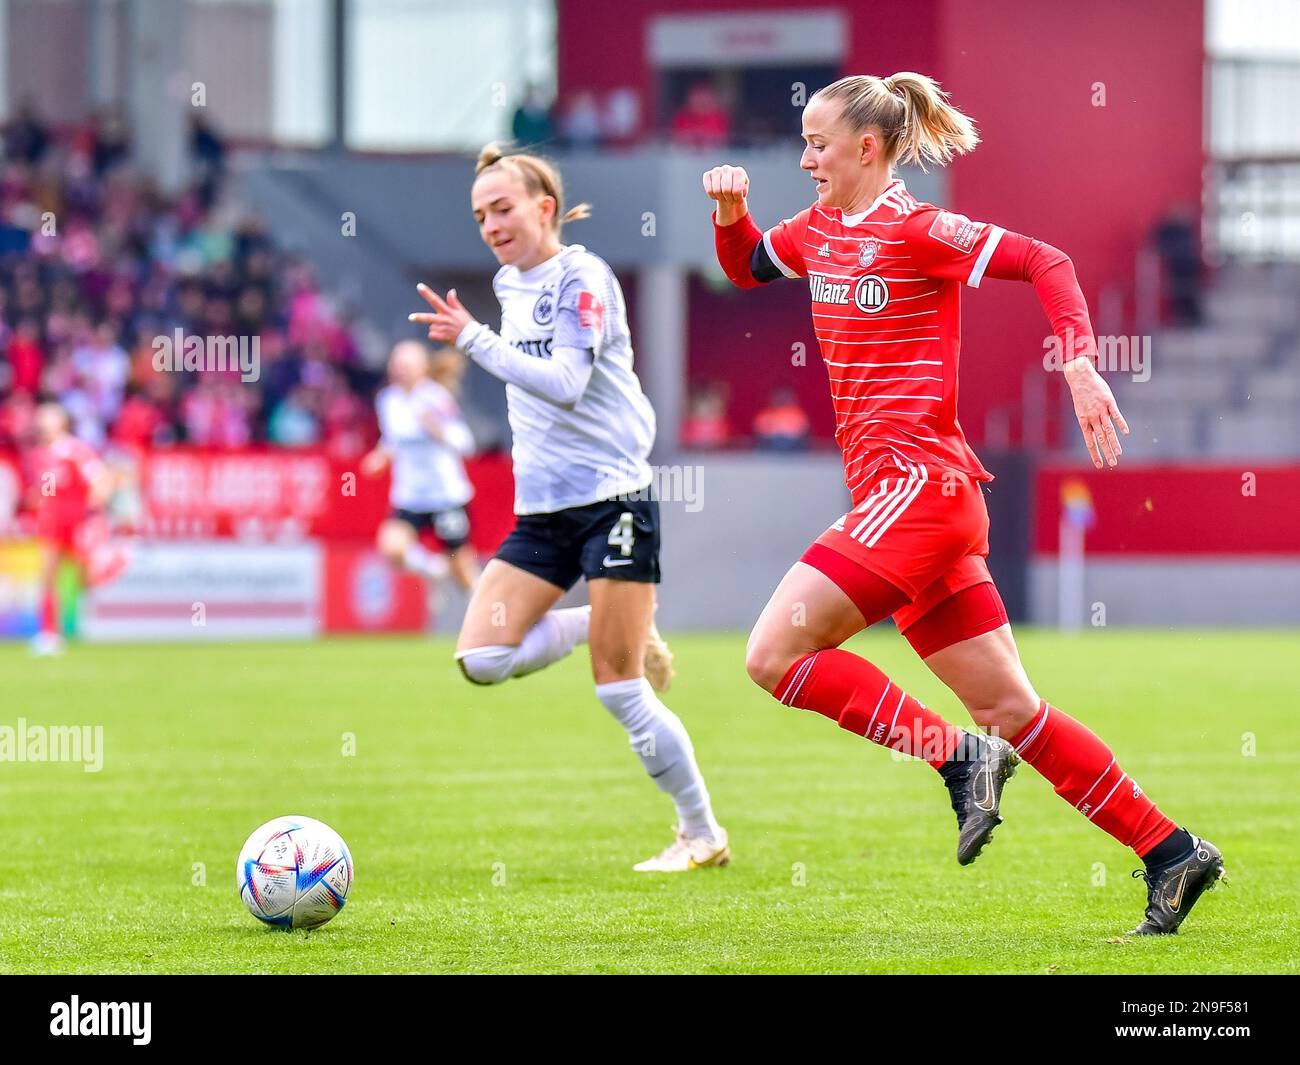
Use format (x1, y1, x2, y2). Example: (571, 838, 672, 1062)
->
(392, 506, 472, 550)
(495, 497, 661, 591)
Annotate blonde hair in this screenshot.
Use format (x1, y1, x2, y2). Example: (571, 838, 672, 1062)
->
(474, 143, 591, 231)
(429, 346, 466, 393)
(811, 72, 979, 170)
(390, 338, 431, 370)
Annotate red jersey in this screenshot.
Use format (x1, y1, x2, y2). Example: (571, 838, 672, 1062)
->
(761, 179, 1003, 504)
(25, 435, 105, 521)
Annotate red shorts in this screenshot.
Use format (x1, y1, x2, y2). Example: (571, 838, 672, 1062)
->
(802, 461, 1006, 653)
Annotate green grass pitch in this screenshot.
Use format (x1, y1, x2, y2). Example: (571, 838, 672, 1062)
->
(0, 629, 1294, 974)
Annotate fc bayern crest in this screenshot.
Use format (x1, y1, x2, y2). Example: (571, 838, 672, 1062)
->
(857, 238, 879, 268)
(532, 291, 555, 325)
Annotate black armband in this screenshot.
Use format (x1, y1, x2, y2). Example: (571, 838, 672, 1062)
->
(750, 238, 783, 284)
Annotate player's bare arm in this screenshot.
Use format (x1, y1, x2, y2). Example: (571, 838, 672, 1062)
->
(87, 468, 114, 511)
(359, 446, 390, 476)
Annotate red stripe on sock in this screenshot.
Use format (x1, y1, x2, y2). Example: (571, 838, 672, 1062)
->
(775, 649, 964, 769)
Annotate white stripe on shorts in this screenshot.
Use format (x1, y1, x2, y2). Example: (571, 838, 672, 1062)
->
(859, 461, 929, 547)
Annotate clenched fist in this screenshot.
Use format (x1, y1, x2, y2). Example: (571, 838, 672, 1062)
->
(703, 165, 750, 225)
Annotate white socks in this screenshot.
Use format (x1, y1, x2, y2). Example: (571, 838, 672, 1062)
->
(457, 606, 591, 684)
(403, 543, 449, 580)
(458, 611, 721, 842)
(595, 677, 721, 843)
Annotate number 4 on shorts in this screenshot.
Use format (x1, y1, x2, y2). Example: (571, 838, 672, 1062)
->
(607, 512, 635, 557)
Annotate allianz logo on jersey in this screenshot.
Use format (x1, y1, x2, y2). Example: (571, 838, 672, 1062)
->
(809, 272, 890, 314)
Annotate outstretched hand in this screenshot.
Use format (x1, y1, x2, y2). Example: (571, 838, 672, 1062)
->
(1065, 357, 1129, 468)
(408, 283, 476, 346)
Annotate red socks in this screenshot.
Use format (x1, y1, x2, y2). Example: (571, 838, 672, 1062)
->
(40, 579, 58, 636)
(1010, 701, 1176, 857)
(775, 652, 1179, 859)
(776, 649, 965, 768)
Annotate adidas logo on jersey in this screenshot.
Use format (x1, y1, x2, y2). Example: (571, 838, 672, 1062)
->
(817, 242, 831, 257)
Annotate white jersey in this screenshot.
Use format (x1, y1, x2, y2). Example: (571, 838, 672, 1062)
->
(493, 244, 655, 514)
(376, 380, 474, 512)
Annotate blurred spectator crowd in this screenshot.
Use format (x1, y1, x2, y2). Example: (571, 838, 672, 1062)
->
(1, 98, 815, 469)
(513, 83, 646, 150)
(682, 382, 812, 451)
(0, 101, 382, 461)
(514, 80, 760, 151)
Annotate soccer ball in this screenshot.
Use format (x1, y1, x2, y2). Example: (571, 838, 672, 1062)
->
(237, 816, 353, 929)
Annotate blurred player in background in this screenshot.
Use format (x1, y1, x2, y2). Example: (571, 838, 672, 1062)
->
(707, 72, 1222, 934)
(411, 144, 729, 873)
(362, 340, 479, 594)
(23, 402, 120, 655)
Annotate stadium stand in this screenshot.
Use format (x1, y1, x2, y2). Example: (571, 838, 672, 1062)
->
(0, 117, 382, 459)
(1116, 261, 1300, 458)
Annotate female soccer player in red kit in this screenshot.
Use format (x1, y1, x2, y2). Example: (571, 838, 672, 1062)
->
(23, 402, 117, 655)
(706, 72, 1222, 934)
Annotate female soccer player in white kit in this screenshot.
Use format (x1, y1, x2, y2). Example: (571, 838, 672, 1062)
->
(409, 144, 729, 872)
(361, 340, 480, 593)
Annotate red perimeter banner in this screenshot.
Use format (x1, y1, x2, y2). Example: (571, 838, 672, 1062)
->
(1033, 463, 1300, 556)
(135, 448, 516, 550)
(1, 446, 516, 548)
(0, 448, 519, 639)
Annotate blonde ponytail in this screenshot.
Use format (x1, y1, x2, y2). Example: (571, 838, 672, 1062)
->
(811, 72, 979, 170)
(475, 142, 507, 173)
(884, 72, 979, 167)
(474, 142, 591, 231)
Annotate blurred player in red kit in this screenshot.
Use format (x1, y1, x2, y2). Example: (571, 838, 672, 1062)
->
(706, 72, 1222, 935)
(22, 402, 121, 655)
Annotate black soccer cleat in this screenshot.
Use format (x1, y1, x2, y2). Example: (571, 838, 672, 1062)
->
(942, 734, 1019, 866)
(1130, 836, 1225, 935)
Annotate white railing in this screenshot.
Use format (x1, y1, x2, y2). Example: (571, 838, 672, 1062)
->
(1208, 58, 1300, 261)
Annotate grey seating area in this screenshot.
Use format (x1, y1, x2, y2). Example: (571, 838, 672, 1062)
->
(1115, 263, 1300, 459)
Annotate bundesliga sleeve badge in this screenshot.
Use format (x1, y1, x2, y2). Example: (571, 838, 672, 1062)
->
(577, 290, 604, 333)
(928, 211, 983, 252)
